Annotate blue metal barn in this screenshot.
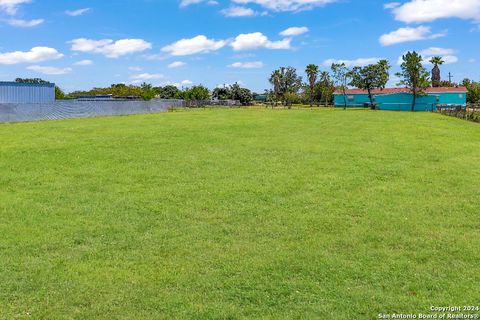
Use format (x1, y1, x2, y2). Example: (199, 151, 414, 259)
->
(0, 81, 55, 104)
(334, 87, 467, 111)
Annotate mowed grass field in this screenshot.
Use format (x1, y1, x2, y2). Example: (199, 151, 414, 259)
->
(0, 109, 479, 319)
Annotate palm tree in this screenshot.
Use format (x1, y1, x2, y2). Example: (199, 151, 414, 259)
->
(319, 71, 331, 107)
(430, 56, 445, 87)
(269, 69, 282, 106)
(305, 64, 319, 107)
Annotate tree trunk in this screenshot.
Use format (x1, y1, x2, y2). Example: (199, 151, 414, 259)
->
(310, 86, 314, 108)
(432, 65, 441, 87)
(367, 88, 373, 105)
(411, 91, 416, 112)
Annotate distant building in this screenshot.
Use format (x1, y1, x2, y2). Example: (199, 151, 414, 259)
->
(334, 87, 467, 111)
(76, 95, 143, 101)
(0, 81, 55, 103)
(76, 95, 114, 101)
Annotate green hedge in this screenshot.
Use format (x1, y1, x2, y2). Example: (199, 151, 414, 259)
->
(440, 109, 480, 123)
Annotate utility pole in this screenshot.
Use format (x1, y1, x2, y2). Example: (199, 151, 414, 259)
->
(448, 72, 453, 85)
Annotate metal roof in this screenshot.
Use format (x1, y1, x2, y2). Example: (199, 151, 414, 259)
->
(0, 81, 55, 88)
(334, 87, 468, 95)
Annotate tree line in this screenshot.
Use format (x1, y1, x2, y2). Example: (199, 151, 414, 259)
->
(14, 78, 254, 105)
(65, 82, 254, 105)
(267, 51, 479, 111)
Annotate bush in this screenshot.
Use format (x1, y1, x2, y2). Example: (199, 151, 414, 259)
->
(440, 109, 480, 123)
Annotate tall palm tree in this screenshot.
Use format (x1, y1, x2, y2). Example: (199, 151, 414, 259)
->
(319, 71, 331, 107)
(305, 64, 319, 107)
(430, 56, 445, 87)
(269, 69, 282, 106)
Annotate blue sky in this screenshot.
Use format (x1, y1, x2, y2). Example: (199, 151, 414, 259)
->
(0, 0, 479, 92)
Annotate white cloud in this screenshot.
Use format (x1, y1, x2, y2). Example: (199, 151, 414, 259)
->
(180, 0, 218, 7)
(379, 26, 446, 46)
(221, 6, 256, 16)
(6, 18, 44, 27)
(65, 8, 91, 16)
(0, 0, 31, 15)
(322, 57, 383, 67)
(161, 35, 227, 56)
(231, 0, 337, 12)
(160, 79, 194, 88)
(384, 2, 400, 9)
(27, 65, 72, 75)
(419, 47, 458, 65)
(73, 59, 93, 66)
(70, 38, 152, 58)
(230, 32, 291, 51)
(131, 73, 164, 80)
(388, 0, 480, 23)
(420, 47, 454, 56)
(279, 26, 309, 36)
(168, 61, 186, 68)
(228, 61, 264, 68)
(0, 47, 64, 65)
(129, 66, 143, 71)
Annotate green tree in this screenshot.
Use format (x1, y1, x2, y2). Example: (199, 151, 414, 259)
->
(158, 85, 181, 99)
(269, 69, 282, 106)
(396, 51, 431, 112)
(283, 92, 299, 107)
(305, 64, 319, 107)
(212, 86, 231, 100)
(429, 56, 445, 87)
(331, 63, 351, 110)
(229, 83, 253, 105)
(184, 85, 210, 100)
(140, 83, 156, 100)
(349, 59, 391, 105)
(55, 86, 65, 100)
(281, 67, 302, 99)
(462, 79, 480, 104)
(318, 71, 334, 107)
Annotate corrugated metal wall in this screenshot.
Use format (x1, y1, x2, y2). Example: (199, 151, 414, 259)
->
(0, 82, 55, 103)
(0, 99, 185, 123)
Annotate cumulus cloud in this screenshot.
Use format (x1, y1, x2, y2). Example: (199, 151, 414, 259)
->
(388, 0, 480, 23)
(0, 47, 64, 65)
(6, 18, 44, 27)
(131, 73, 165, 80)
(384, 2, 400, 9)
(231, 0, 337, 12)
(73, 59, 93, 66)
(161, 79, 194, 88)
(221, 6, 256, 16)
(379, 26, 446, 46)
(279, 26, 309, 36)
(70, 38, 152, 58)
(180, 0, 218, 7)
(161, 35, 227, 56)
(230, 32, 291, 51)
(65, 8, 91, 16)
(168, 61, 186, 68)
(322, 57, 384, 67)
(27, 65, 72, 75)
(228, 61, 264, 68)
(0, 0, 31, 15)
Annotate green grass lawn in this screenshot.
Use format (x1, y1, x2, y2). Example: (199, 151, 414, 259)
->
(1, 109, 479, 319)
